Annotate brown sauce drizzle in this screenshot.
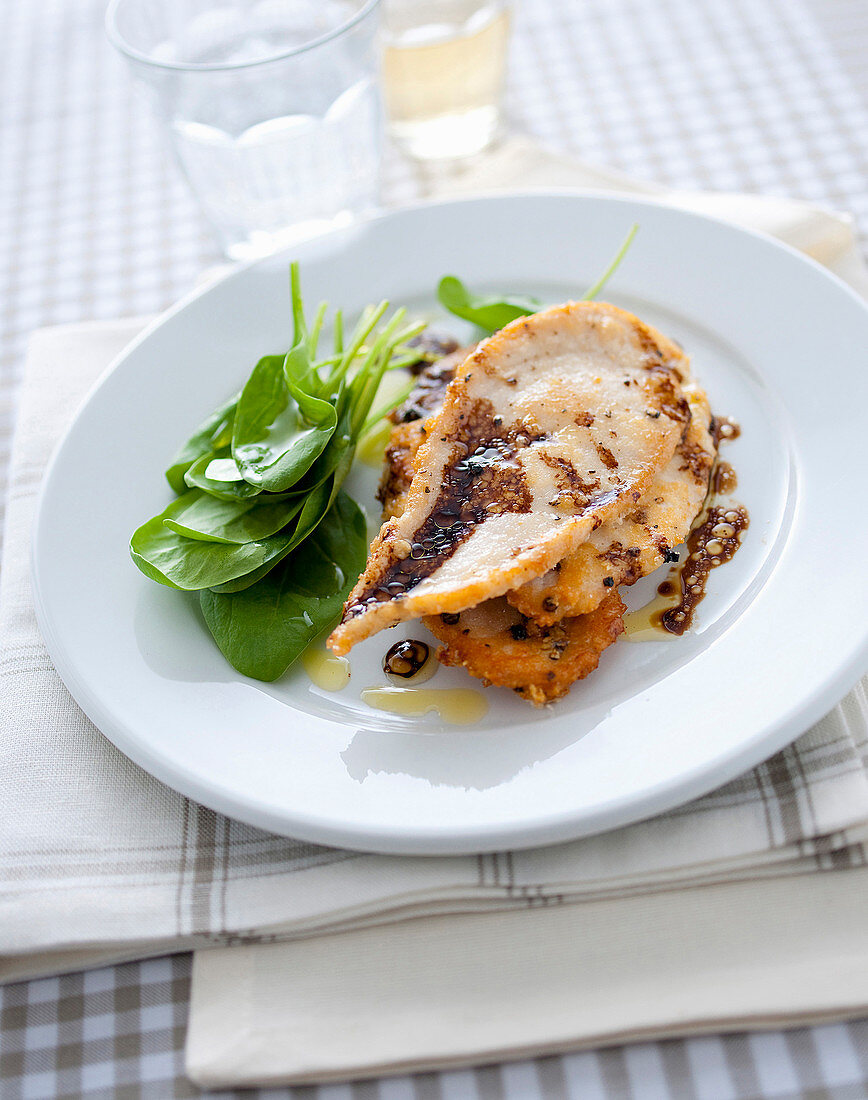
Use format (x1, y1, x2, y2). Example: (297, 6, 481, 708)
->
(658, 502, 750, 635)
(405, 331, 460, 372)
(711, 461, 737, 495)
(539, 451, 601, 510)
(346, 398, 536, 617)
(392, 336, 467, 424)
(626, 415, 748, 639)
(710, 415, 741, 447)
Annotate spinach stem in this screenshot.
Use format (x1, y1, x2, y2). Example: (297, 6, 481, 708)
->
(582, 223, 639, 301)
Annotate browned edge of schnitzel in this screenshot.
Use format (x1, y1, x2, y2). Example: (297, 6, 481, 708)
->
(425, 591, 626, 706)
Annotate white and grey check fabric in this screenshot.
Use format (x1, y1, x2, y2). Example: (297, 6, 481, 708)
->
(2, 0, 868, 1095)
(5, 954, 868, 1100)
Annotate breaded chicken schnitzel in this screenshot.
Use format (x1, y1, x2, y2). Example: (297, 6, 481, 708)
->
(330, 301, 691, 654)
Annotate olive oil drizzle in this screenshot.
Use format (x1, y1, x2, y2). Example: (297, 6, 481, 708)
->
(361, 686, 489, 725)
(302, 647, 351, 691)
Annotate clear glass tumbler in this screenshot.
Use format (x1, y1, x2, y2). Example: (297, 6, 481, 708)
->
(107, 0, 382, 260)
(381, 0, 510, 160)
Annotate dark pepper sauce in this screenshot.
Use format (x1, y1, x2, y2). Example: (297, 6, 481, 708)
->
(659, 502, 750, 635)
(710, 415, 741, 447)
(626, 415, 749, 639)
(711, 461, 738, 495)
(657, 416, 748, 635)
(345, 398, 536, 619)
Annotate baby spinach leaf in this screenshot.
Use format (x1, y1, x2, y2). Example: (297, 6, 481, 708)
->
(283, 342, 314, 389)
(232, 355, 337, 492)
(204, 556, 282, 595)
(437, 276, 542, 334)
(130, 500, 302, 591)
(162, 490, 303, 545)
(137, 267, 430, 674)
(199, 492, 367, 681)
(295, 393, 353, 492)
(184, 450, 263, 501)
(164, 393, 238, 494)
(205, 475, 334, 593)
(285, 472, 336, 548)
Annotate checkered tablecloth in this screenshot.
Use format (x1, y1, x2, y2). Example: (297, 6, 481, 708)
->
(2, 0, 867, 1096)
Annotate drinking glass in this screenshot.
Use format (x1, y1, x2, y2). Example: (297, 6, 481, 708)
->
(107, 0, 382, 260)
(381, 0, 511, 160)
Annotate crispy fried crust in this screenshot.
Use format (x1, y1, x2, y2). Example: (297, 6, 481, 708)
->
(425, 591, 626, 705)
(390, 345, 475, 425)
(377, 422, 427, 520)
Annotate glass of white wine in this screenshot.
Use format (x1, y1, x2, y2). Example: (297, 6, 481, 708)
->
(382, 0, 511, 160)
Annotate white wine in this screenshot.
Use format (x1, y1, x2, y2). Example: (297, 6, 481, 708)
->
(382, 1, 510, 159)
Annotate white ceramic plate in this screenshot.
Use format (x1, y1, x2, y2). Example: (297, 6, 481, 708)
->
(32, 194, 868, 854)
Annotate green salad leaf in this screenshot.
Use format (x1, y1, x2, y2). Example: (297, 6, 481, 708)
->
(203, 470, 335, 594)
(436, 277, 542, 333)
(162, 490, 303, 545)
(232, 355, 338, 492)
(130, 503, 302, 591)
(199, 492, 367, 681)
(164, 393, 238, 494)
(184, 450, 263, 501)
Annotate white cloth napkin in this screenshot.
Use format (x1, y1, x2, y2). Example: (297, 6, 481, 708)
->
(188, 868, 868, 1087)
(1, 139, 867, 1080)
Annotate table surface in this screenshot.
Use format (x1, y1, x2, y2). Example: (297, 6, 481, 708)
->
(2, 0, 868, 1097)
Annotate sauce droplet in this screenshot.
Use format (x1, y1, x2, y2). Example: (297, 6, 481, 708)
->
(302, 647, 350, 692)
(383, 639, 436, 684)
(710, 416, 741, 446)
(361, 686, 488, 725)
(712, 460, 738, 495)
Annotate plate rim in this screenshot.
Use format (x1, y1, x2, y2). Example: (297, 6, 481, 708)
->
(31, 190, 868, 854)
